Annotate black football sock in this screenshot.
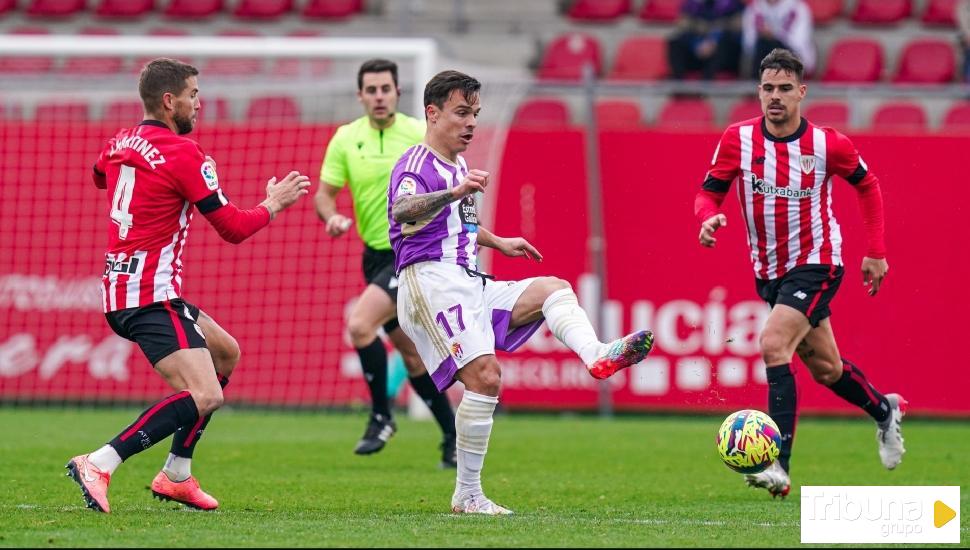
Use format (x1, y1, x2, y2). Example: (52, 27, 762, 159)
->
(409, 372, 456, 436)
(108, 391, 200, 461)
(357, 338, 391, 418)
(170, 374, 230, 458)
(827, 358, 891, 424)
(766, 364, 797, 473)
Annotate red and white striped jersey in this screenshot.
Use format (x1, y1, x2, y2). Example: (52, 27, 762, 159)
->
(701, 117, 880, 280)
(94, 121, 227, 312)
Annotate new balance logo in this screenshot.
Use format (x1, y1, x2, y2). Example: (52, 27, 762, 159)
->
(793, 291, 808, 300)
(754, 156, 766, 165)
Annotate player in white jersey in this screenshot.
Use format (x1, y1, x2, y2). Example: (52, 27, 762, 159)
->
(388, 70, 655, 515)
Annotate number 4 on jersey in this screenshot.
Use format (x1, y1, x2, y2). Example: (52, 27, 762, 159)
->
(110, 165, 135, 239)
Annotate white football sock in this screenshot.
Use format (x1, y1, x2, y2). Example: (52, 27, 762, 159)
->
(88, 444, 122, 475)
(163, 453, 192, 482)
(454, 391, 498, 500)
(542, 288, 605, 365)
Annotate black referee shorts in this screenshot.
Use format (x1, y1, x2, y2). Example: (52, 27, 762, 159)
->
(105, 298, 207, 365)
(362, 246, 401, 333)
(755, 264, 844, 328)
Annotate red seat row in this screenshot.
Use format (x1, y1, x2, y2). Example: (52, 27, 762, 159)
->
(571, 0, 958, 26)
(513, 97, 970, 133)
(1, 96, 302, 122)
(5, 0, 362, 19)
(538, 32, 960, 84)
(0, 27, 333, 75)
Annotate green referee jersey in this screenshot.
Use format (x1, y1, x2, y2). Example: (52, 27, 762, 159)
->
(320, 113, 425, 250)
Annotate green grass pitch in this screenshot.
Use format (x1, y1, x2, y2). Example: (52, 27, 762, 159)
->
(1, 408, 967, 547)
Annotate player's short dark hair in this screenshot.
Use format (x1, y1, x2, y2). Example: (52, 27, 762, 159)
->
(423, 70, 481, 111)
(759, 48, 804, 82)
(357, 58, 399, 90)
(139, 58, 199, 116)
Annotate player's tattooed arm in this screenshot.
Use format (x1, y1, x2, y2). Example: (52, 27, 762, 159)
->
(391, 190, 457, 223)
(392, 169, 489, 223)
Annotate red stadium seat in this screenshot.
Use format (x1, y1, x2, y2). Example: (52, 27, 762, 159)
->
(61, 28, 124, 74)
(638, 0, 681, 22)
(893, 39, 956, 83)
(133, 28, 192, 72)
(513, 98, 570, 128)
(804, 0, 843, 25)
(103, 99, 145, 125)
(234, 0, 293, 19)
(203, 29, 264, 76)
(200, 97, 231, 122)
(850, 0, 911, 24)
(942, 102, 970, 131)
(96, 0, 154, 18)
(870, 102, 927, 132)
(303, 0, 363, 19)
(537, 33, 603, 81)
(0, 27, 54, 73)
(727, 98, 763, 124)
(607, 35, 668, 81)
(655, 98, 714, 130)
(164, 0, 223, 18)
(804, 100, 850, 128)
(0, 0, 17, 15)
(595, 100, 643, 129)
(271, 30, 333, 76)
(567, 0, 631, 21)
(821, 38, 883, 82)
(247, 96, 301, 122)
(35, 101, 90, 122)
(921, 0, 957, 25)
(26, 0, 85, 17)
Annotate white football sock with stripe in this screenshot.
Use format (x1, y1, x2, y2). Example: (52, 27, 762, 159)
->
(89, 444, 122, 475)
(454, 391, 498, 501)
(163, 453, 192, 482)
(542, 288, 605, 365)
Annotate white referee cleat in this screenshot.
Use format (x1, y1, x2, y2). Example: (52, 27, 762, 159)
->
(877, 393, 907, 470)
(451, 493, 514, 515)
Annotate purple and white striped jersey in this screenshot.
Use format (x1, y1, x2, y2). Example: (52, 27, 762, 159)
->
(388, 143, 479, 274)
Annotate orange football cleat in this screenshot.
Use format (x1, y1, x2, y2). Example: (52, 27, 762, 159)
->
(65, 454, 112, 513)
(150, 472, 219, 511)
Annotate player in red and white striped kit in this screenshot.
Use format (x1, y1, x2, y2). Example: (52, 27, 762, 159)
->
(66, 58, 310, 513)
(694, 49, 906, 498)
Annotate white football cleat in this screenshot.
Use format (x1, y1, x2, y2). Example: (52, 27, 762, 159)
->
(451, 493, 514, 515)
(877, 393, 907, 470)
(744, 461, 791, 499)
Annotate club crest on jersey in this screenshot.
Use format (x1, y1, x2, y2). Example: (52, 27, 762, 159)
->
(450, 342, 464, 359)
(799, 155, 816, 175)
(398, 176, 417, 196)
(200, 161, 219, 190)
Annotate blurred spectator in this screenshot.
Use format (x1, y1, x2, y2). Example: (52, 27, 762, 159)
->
(960, 0, 970, 82)
(742, 0, 816, 78)
(667, 0, 745, 80)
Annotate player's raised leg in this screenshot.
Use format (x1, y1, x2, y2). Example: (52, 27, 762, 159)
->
(512, 277, 654, 379)
(451, 355, 512, 515)
(387, 325, 458, 468)
(67, 348, 221, 513)
(796, 319, 906, 469)
(151, 310, 238, 510)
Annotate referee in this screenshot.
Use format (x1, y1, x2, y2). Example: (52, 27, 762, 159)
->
(315, 59, 457, 468)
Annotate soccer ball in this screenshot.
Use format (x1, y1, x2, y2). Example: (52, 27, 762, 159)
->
(715, 409, 782, 474)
